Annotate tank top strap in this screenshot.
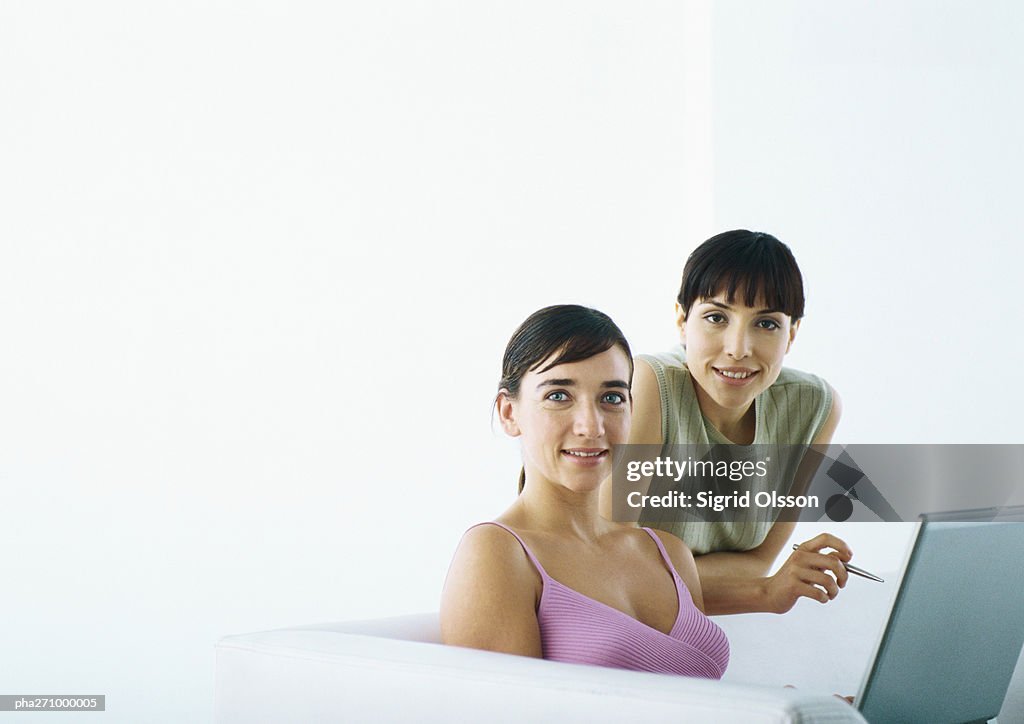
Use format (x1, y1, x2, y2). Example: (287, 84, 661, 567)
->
(639, 527, 684, 583)
(470, 521, 551, 580)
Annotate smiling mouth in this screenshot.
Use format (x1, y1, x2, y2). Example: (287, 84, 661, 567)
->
(713, 367, 758, 381)
(561, 449, 609, 462)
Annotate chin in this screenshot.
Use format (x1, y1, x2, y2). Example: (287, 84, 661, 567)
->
(561, 470, 609, 492)
(709, 388, 760, 411)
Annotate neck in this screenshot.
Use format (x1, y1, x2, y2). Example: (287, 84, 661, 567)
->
(512, 474, 607, 541)
(691, 379, 756, 444)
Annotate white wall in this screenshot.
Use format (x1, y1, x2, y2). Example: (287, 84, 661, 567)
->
(711, 0, 1024, 444)
(1, 3, 712, 721)
(1, 2, 1020, 721)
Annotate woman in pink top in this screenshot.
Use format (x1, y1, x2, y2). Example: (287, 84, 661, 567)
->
(440, 305, 731, 677)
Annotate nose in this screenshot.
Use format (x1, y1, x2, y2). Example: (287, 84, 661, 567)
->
(573, 401, 605, 439)
(724, 324, 751, 360)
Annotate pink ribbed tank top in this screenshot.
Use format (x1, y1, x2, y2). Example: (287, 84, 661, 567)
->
(478, 522, 729, 679)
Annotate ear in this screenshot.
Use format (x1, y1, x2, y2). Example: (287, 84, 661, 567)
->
(674, 302, 687, 345)
(496, 390, 522, 437)
(786, 319, 800, 353)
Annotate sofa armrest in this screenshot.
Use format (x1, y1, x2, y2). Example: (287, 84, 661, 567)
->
(215, 627, 865, 723)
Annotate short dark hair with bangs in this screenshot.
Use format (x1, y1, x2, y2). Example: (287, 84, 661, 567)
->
(497, 304, 633, 494)
(677, 230, 805, 321)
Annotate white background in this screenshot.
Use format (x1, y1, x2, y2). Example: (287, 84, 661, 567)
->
(2, 2, 1022, 721)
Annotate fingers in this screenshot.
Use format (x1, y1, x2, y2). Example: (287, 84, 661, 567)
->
(789, 548, 849, 589)
(801, 569, 840, 600)
(778, 573, 835, 605)
(794, 581, 829, 604)
(800, 582, 829, 604)
(797, 532, 853, 562)
(769, 542, 855, 611)
(828, 552, 850, 588)
(785, 564, 838, 602)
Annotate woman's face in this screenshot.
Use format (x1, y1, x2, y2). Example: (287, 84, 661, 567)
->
(498, 346, 632, 493)
(678, 293, 798, 419)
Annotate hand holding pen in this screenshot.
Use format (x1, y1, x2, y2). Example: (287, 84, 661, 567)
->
(762, 533, 867, 613)
(791, 543, 883, 583)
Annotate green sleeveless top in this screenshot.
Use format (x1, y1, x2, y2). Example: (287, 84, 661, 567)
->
(636, 345, 833, 555)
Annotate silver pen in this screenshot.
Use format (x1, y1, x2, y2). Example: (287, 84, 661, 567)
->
(791, 543, 884, 582)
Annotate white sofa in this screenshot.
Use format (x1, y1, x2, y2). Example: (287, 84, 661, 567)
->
(214, 574, 1023, 723)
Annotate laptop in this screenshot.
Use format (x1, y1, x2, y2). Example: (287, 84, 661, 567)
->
(855, 506, 1024, 723)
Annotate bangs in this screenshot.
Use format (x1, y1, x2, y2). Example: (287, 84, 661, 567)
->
(695, 268, 802, 316)
(679, 230, 805, 320)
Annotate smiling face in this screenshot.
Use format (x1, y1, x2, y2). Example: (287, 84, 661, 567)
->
(497, 347, 632, 494)
(678, 293, 798, 426)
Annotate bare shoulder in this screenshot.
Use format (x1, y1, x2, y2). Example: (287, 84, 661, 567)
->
(828, 385, 842, 418)
(647, 528, 705, 613)
(632, 356, 660, 402)
(445, 523, 539, 591)
(629, 357, 664, 445)
(459, 521, 521, 551)
(647, 528, 697, 571)
(440, 523, 542, 657)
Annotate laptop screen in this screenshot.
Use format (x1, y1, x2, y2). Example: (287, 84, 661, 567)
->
(857, 507, 1024, 723)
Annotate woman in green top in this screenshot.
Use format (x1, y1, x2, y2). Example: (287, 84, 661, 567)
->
(621, 230, 852, 615)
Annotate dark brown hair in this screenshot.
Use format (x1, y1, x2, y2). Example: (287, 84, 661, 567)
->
(498, 304, 633, 494)
(678, 230, 805, 322)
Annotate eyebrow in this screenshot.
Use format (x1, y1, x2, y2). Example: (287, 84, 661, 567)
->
(536, 378, 631, 390)
(702, 300, 782, 315)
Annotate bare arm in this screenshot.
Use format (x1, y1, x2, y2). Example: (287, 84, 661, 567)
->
(440, 525, 542, 656)
(626, 359, 665, 447)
